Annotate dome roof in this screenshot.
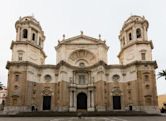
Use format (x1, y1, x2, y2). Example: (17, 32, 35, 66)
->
(19, 16, 39, 24)
(122, 15, 149, 30)
(15, 16, 42, 31)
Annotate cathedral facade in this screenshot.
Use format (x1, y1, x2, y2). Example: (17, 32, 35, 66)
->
(5, 15, 158, 113)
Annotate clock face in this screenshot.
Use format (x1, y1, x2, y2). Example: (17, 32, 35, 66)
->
(112, 74, 120, 81)
(44, 74, 52, 81)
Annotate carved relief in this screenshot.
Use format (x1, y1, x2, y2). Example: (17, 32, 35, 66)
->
(111, 87, 122, 96)
(69, 49, 95, 64)
(42, 87, 52, 96)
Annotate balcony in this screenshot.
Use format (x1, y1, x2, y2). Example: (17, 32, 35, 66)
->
(69, 82, 95, 89)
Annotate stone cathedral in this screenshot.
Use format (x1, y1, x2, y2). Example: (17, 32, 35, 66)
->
(5, 15, 159, 113)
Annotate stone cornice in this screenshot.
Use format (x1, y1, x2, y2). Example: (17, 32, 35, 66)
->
(107, 61, 157, 69)
(118, 40, 154, 57)
(6, 61, 56, 69)
(6, 60, 157, 71)
(10, 41, 47, 58)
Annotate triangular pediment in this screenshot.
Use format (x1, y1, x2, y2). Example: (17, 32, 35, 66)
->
(60, 35, 104, 44)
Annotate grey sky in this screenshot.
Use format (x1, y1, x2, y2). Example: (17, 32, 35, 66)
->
(0, 0, 165, 95)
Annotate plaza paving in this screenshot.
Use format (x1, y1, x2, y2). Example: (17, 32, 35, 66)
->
(0, 116, 165, 121)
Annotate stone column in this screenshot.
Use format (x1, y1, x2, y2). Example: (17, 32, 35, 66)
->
(74, 91, 76, 107)
(91, 91, 94, 108)
(132, 27, 136, 40)
(69, 90, 76, 112)
(124, 32, 127, 44)
(69, 91, 72, 107)
(28, 28, 31, 40)
(88, 91, 90, 108)
(16, 27, 21, 41)
(88, 90, 95, 111)
(72, 91, 75, 107)
(36, 32, 39, 45)
(143, 26, 148, 40)
(41, 40, 44, 48)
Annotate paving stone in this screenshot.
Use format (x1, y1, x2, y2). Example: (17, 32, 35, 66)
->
(0, 116, 166, 121)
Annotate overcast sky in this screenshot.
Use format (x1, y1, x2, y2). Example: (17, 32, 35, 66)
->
(0, 0, 165, 95)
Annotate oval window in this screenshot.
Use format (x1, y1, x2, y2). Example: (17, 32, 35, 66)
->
(112, 74, 120, 81)
(44, 74, 52, 81)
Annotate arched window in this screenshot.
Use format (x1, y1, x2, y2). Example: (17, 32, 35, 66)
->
(79, 75, 85, 84)
(32, 33, 35, 41)
(15, 74, 19, 81)
(23, 29, 28, 38)
(79, 62, 85, 67)
(136, 28, 141, 38)
(129, 33, 132, 40)
(14, 85, 18, 90)
(145, 84, 150, 89)
(144, 75, 149, 81)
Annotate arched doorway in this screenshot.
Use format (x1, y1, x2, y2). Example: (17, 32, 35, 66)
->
(77, 93, 87, 110)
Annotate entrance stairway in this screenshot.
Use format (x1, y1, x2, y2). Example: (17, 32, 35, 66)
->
(4, 111, 160, 117)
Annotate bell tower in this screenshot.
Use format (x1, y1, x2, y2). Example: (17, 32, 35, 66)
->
(11, 16, 46, 64)
(118, 15, 153, 65)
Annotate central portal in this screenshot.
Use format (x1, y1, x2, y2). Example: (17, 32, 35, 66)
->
(77, 93, 87, 110)
(43, 96, 51, 110)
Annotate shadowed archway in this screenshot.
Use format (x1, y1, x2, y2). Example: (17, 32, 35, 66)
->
(77, 92, 87, 110)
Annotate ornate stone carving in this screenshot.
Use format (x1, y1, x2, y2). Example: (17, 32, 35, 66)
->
(69, 49, 95, 62)
(42, 87, 52, 96)
(112, 87, 122, 96)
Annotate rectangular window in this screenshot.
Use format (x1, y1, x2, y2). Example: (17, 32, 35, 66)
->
(18, 53, 23, 61)
(141, 53, 146, 60)
(79, 75, 85, 84)
(18, 56, 22, 61)
(15, 75, 19, 81)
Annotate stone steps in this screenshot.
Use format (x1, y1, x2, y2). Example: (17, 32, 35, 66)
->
(5, 111, 160, 117)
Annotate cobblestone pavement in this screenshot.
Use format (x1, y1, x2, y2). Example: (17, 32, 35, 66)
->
(0, 116, 165, 121)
